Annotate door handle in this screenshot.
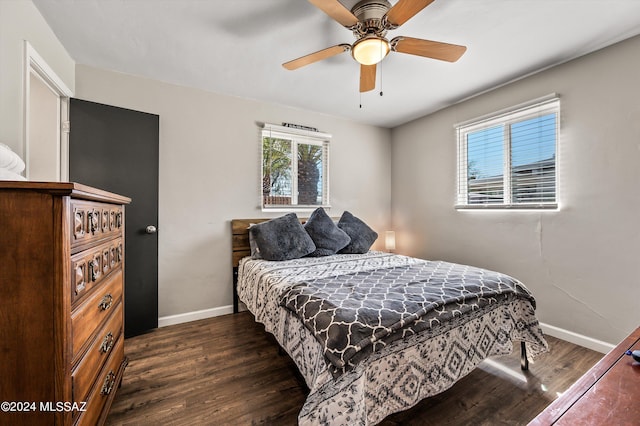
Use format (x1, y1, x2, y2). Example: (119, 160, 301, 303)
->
(145, 225, 157, 234)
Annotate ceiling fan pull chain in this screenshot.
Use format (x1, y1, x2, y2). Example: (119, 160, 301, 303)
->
(379, 40, 384, 96)
(379, 58, 383, 97)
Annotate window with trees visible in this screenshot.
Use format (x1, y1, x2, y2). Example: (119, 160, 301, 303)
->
(456, 96, 559, 209)
(261, 124, 330, 209)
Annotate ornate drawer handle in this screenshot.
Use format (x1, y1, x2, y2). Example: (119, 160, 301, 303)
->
(102, 250, 110, 274)
(101, 371, 116, 396)
(89, 258, 100, 282)
(87, 210, 100, 234)
(99, 332, 115, 354)
(102, 210, 109, 232)
(98, 294, 113, 311)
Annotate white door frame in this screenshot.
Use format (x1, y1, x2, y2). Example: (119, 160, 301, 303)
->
(23, 41, 73, 181)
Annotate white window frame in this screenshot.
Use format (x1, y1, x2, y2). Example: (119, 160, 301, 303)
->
(261, 123, 330, 211)
(456, 95, 560, 210)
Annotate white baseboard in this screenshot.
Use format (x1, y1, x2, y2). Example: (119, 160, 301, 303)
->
(158, 305, 234, 328)
(539, 322, 615, 354)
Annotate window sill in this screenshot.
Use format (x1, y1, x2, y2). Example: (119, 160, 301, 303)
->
(455, 203, 558, 211)
(261, 205, 332, 213)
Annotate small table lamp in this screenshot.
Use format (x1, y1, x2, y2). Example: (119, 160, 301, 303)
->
(385, 231, 396, 252)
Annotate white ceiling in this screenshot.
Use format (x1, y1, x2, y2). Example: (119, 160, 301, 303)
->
(33, 0, 640, 128)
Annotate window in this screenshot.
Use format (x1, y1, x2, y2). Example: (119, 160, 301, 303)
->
(261, 123, 330, 209)
(456, 96, 559, 209)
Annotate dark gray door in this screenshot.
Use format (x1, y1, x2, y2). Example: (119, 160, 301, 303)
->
(69, 98, 158, 338)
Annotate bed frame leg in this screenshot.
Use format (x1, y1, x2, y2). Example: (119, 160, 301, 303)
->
(520, 341, 529, 371)
(232, 267, 239, 314)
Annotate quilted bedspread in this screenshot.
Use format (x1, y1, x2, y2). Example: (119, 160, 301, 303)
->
(280, 260, 540, 375)
(238, 252, 549, 425)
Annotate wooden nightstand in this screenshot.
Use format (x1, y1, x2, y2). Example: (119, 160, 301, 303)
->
(529, 326, 640, 425)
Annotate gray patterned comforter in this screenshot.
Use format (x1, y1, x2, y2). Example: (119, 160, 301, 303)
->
(280, 260, 541, 375)
(238, 252, 548, 425)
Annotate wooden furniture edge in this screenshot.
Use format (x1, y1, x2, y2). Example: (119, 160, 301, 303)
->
(0, 181, 131, 204)
(231, 218, 265, 267)
(528, 326, 640, 425)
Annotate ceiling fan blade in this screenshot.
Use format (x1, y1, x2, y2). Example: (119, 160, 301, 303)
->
(392, 37, 467, 62)
(308, 0, 359, 28)
(384, 0, 435, 27)
(360, 64, 376, 93)
(282, 44, 351, 70)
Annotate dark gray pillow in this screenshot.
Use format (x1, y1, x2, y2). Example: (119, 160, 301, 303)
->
(337, 211, 378, 254)
(304, 208, 351, 257)
(248, 228, 262, 259)
(249, 213, 316, 261)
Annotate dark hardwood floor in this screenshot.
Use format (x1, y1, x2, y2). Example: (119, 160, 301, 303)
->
(106, 312, 603, 425)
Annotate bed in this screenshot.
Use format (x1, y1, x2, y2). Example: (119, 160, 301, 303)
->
(231, 214, 548, 425)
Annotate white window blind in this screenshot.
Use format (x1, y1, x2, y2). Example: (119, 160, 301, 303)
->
(456, 96, 559, 209)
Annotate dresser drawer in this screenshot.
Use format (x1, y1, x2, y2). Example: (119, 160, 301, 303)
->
(71, 200, 123, 254)
(71, 237, 123, 305)
(73, 337, 125, 426)
(71, 270, 123, 360)
(72, 302, 123, 405)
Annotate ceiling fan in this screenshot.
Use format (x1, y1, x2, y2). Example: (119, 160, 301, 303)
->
(283, 0, 467, 93)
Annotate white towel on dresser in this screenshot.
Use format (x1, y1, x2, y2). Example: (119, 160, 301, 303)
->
(0, 143, 26, 174)
(0, 169, 27, 181)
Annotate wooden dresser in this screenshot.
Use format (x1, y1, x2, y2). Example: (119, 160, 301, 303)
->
(529, 326, 640, 425)
(0, 182, 130, 425)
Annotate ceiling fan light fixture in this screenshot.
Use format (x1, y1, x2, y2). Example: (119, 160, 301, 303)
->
(352, 36, 390, 65)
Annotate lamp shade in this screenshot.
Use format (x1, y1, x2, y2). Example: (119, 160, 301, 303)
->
(385, 231, 396, 251)
(352, 36, 390, 65)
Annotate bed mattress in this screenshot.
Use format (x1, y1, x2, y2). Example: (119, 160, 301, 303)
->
(238, 251, 548, 425)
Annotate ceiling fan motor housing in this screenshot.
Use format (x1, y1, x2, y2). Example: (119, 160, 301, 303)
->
(351, 0, 391, 37)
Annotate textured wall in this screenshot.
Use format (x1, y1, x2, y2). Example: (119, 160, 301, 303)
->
(75, 64, 392, 318)
(391, 35, 640, 347)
